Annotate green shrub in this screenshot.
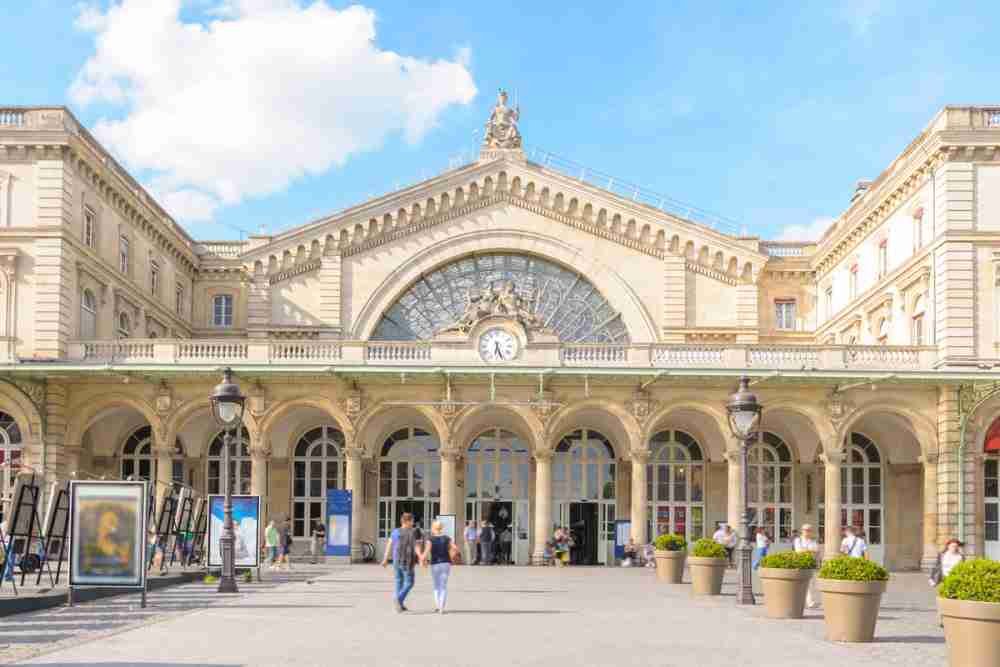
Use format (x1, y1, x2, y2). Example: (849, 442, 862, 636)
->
(759, 551, 816, 570)
(654, 533, 686, 552)
(818, 556, 888, 582)
(242, 569, 254, 583)
(937, 559, 1000, 603)
(691, 538, 726, 559)
(203, 574, 219, 584)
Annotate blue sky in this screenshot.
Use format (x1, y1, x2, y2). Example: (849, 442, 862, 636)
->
(1, 1, 997, 242)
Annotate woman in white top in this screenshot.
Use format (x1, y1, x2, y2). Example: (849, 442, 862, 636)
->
(840, 526, 867, 558)
(929, 538, 965, 586)
(751, 527, 770, 570)
(794, 523, 821, 609)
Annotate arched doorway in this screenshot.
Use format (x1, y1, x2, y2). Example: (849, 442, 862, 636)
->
(985, 417, 1000, 559)
(465, 428, 531, 564)
(291, 425, 346, 539)
(553, 429, 617, 565)
(748, 432, 794, 548)
(646, 429, 706, 544)
(120, 425, 186, 486)
(0, 411, 22, 526)
(206, 427, 251, 495)
(819, 433, 886, 563)
(376, 427, 441, 559)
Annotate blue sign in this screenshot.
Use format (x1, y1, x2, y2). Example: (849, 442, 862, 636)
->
(325, 489, 352, 557)
(614, 520, 631, 560)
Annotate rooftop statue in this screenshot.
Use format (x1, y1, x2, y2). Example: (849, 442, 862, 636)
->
(483, 89, 521, 149)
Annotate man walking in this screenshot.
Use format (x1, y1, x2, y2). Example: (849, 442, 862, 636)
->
(479, 520, 495, 565)
(381, 512, 421, 612)
(463, 520, 478, 566)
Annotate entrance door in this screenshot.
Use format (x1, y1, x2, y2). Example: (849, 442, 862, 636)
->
(986, 458, 999, 560)
(376, 499, 439, 561)
(569, 502, 599, 565)
(478, 500, 514, 564)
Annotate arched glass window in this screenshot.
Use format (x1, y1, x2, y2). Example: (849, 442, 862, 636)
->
(372, 253, 629, 343)
(0, 411, 23, 526)
(983, 418, 1000, 558)
(118, 312, 131, 338)
(553, 429, 616, 501)
(81, 289, 97, 339)
(819, 432, 884, 548)
(646, 430, 705, 542)
(465, 429, 530, 501)
(377, 428, 441, 540)
(748, 432, 794, 542)
(207, 427, 251, 495)
(120, 425, 185, 485)
(292, 425, 346, 538)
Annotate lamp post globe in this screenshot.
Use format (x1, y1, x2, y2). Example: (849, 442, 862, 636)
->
(209, 367, 246, 594)
(726, 376, 762, 605)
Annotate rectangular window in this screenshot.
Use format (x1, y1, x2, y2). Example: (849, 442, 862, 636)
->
(912, 314, 924, 346)
(83, 206, 96, 248)
(824, 286, 833, 320)
(774, 300, 796, 330)
(175, 284, 185, 316)
(878, 240, 888, 278)
(150, 260, 160, 297)
(119, 235, 130, 274)
(849, 265, 858, 300)
(212, 294, 233, 327)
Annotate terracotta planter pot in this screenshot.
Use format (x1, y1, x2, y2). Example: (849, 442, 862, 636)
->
(816, 579, 887, 642)
(938, 597, 1000, 667)
(688, 556, 726, 595)
(654, 550, 686, 584)
(759, 567, 813, 618)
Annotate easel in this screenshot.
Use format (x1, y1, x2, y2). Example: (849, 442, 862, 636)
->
(0, 472, 48, 596)
(148, 485, 178, 574)
(168, 488, 194, 568)
(36, 480, 70, 587)
(188, 498, 207, 567)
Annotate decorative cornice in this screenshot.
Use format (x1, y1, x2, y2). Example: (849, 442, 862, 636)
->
(268, 258, 321, 285)
(685, 259, 740, 286)
(897, 265, 931, 295)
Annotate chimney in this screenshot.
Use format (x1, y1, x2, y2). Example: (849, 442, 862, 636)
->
(851, 179, 873, 203)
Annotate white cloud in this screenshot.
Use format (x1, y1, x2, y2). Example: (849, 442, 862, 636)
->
(840, 0, 892, 36)
(775, 216, 837, 242)
(70, 0, 477, 224)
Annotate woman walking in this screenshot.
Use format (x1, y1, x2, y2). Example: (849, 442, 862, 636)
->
(265, 520, 280, 570)
(751, 527, 770, 570)
(794, 523, 821, 609)
(929, 538, 965, 585)
(421, 520, 459, 614)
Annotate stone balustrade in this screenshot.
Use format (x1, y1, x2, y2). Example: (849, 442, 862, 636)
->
(58, 339, 940, 371)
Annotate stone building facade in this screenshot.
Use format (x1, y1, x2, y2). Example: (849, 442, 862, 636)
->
(1, 99, 1000, 569)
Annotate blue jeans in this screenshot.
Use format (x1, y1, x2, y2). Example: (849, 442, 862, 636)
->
(752, 546, 768, 570)
(394, 565, 415, 605)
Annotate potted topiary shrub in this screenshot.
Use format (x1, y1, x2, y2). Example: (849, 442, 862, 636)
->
(758, 551, 816, 618)
(816, 556, 889, 642)
(688, 538, 727, 595)
(654, 534, 687, 584)
(937, 558, 1000, 667)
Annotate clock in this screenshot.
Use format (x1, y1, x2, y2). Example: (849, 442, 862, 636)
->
(478, 328, 519, 362)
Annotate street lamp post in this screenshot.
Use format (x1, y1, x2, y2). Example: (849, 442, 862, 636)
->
(210, 367, 246, 594)
(726, 375, 762, 606)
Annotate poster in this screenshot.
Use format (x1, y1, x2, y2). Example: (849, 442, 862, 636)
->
(325, 489, 352, 557)
(69, 481, 147, 588)
(436, 514, 456, 541)
(207, 495, 259, 568)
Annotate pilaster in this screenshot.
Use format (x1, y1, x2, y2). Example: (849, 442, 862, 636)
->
(630, 450, 649, 544)
(735, 283, 759, 343)
(919, 452, 939, 571)
(933, 159, 975, 232)
(936, 387, 963, 548)
(246, 275, 271, 338)
(661, 254, 685, 341)
(44, 383, 68, 482)
(532, 449, 553, 564)
(933, 241, 975, 362)
(345, 446, 365, 562)
(819, 451, 843, 560)
(317, 254, 342, 335)
(724, 447, 742, 530)
(33, 237, 74, 359)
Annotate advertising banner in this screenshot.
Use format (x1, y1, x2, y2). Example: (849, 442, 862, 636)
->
(69, 481, 147, 588)
(615, 520, 631, 560)
(207, 495, 260, 568)
(325, 489, 352, 557)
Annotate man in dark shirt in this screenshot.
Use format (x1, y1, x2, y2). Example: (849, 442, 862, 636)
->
(478, 520, 495, 565)
(381, 512, 420, 612)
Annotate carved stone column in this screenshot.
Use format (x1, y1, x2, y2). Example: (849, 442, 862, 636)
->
(345, 446, 365, 562)
(250, 442, 270, 527)
(152, 426, 174, 509)
(724, 447, 743, 531)
(532, 449, 553, 564)
(630, 450, 649, 544)
(919, 453, 938, 571)
(440, 449, 460, 517)
(820, 451, 844, 559)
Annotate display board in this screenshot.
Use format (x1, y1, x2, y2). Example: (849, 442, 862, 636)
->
(69, 481, 147, 588)
(207, 495, 260, 568)
(436, 514, 456, 541)
(614, 520, 631, 560)
(325, 489, 352, 557)
(38, 480, 71, 585)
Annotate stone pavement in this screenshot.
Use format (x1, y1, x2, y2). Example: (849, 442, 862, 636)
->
(5, 565, 947, 667)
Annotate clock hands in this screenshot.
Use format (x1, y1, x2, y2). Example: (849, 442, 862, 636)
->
(493, 340, 505, 360)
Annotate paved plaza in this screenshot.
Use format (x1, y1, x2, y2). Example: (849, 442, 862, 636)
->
(0, 564, 948, 666)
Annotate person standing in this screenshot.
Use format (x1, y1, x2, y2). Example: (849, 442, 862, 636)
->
(279, 521, 293, 571)
(752, 527, 770, 570)
(479, 520, 495, 565)
(500, 526, 513, 564)
(463, 520, 478, 566)
(265, 520, 280, 570)
(840, 526, 867, 558)
(794, 523, 821, 609)
(310, 520, 326, 565)
(381, 512, 421, 613)
(421, 520, 460, 614)
(929, 538, 965, 585)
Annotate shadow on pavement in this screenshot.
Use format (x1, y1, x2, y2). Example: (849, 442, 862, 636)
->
(875, 635, 945, 644)
(445, 610, 570, 615)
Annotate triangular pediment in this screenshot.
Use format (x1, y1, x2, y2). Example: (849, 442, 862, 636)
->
(236, 156, 767, 285)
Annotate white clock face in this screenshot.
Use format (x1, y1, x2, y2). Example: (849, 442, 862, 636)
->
(479, 328, 519, 362)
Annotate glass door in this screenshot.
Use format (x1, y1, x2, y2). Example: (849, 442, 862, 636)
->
(986, 458, 999, 560)
(598, 502, 615, 565)
(514, 500, 530, 564)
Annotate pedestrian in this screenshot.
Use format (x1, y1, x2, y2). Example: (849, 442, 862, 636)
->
(929, 538, 965, 586)
(420, 520, 460, 614)
(265, 520, 280, 570)
(500, 526, 513, 564)
(553, 527, 571, 567)
(840, 525, 867, 558)
(794, 523, 821, 609)
(279, 521, 293, 571)
(380, 512, 421, 613)
(714, 524, 737, 567)
(0, 520, 13, 582)
(622, 538, 638, 567)
(479, 520, 495, 565)
(463, 520, 478, 566)
(310, 520, 326, 564)
(752, 527, 770, 570)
